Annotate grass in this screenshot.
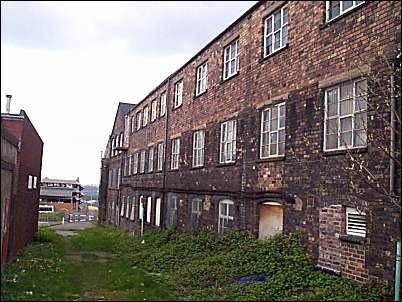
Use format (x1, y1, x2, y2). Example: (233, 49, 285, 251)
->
(38, 212, 65, 222)
(1, 225, 172, 301)
(1, 225, 391, 301)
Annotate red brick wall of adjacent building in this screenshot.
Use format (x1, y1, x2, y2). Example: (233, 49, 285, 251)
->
(2, 111, 43, 260)
(99, 1, 401, 284)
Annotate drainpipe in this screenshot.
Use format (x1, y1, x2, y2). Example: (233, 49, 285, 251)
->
(390, 65, 401, 302)
(162, 76, 172, 227)
(395, 241, 401, 301)
(390, 69, 395, 203)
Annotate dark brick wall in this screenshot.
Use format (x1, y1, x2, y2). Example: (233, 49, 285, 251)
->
(2, 111, 43, 261)
(99, 1, 401, 284)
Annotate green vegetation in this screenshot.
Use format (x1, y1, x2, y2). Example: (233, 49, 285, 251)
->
(1, 226, 171, 301)
(72, 226, 390, 301)
(1, 226, 80, 301)
(38, 211, 65, 222)
(1, 225, 390, 301)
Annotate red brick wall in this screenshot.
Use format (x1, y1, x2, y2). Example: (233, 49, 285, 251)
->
(2, 112, 43, 260)
(99, 1, 401, 284)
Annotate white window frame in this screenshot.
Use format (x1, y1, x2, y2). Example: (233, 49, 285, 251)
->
(326, 1, 365, 22)
(130, 196, 136, 221)
(174, 80, 183, 108)
(196, 62, 208, 96)
(123, 157, 128, 176)
(151, 99, 157, 122)
(143, 106, 149, 127)
(323, 79, 367, 152)
(136, 111, 142, 131)
(140, 150, 146, 173)
(157, 142, 164, 171)
(223, 39, 240, 80)
(117, 168, 121, 188)
(192, 130, 205, 167)
(171, 138, 180, 170)
(146, 196, 152, 223)
(33, 176, 38, 189)
(133, 152, 139, 174)
(160, 92, 166, 117)
(260, 102, 286, 158)
(220, 120, 237, 163)
(264, 4, 288, 57)
(128, 155, 132, 175)
(346, 207, 366, 237)
(155, 198, 161, 226)
(148, 146, 154, 172)
(131, 116, 136, 133)
(191, 198, 203, 216)
(28, 175, 33, 189)
(218, 199, 234, 234)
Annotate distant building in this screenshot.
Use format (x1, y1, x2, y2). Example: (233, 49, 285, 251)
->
(40, 177, 84, 211)
(1, 109, 43, 265)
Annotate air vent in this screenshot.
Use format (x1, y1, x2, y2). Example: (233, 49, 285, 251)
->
(346, 207, 366, 237)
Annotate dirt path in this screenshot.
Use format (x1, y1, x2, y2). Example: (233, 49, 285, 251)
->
(53, 225, 171, 301)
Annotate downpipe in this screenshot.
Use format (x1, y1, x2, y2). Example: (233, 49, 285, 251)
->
(396, 241, 401, 301)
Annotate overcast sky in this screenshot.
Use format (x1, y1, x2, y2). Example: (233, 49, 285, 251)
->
(1, 1, 256, 185)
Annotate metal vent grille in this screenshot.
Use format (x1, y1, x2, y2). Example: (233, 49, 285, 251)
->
(346, 207, 366, 237)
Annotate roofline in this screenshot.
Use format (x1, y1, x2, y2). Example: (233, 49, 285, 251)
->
(128, 1, 263, 114)
(20, 110, 44, 145)
(110, 102, 135, 137)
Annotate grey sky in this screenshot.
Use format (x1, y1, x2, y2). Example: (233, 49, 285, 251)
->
(1, 1, 256, 185)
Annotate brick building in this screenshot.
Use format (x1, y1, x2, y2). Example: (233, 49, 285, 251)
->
(1, 109, 43, 264)
(39, 177, 84, 211)
(99, 1, 401, 284)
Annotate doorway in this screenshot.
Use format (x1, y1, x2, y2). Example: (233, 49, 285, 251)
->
(258, 202, 283, 240)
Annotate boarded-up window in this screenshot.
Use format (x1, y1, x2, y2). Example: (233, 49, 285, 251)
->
(155, 198, 161, 226)
(138, 196, 144, 220)
(130, 196, 136, 221)
(120, 196, 125, 216)
(146, 196, 152, 223)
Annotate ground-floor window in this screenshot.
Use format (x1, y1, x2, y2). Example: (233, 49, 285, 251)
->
(190, 198, 203, 231)
(120, 197, 125, 216)
(146, 196, 152, 223)
(166, 194, 177, 227)
(130, 196, 136, 221)
(218, 199, 234, 234)
(155, 198, 161, 226)
(139, 196, 144, 220)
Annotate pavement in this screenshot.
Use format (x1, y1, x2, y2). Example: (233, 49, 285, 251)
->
(51, 221, 94, 237)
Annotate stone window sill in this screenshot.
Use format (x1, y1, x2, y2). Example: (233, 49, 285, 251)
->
(339, 234, 366, 245)
(193, 90, 207, 100)
(322, 147, 367, 157)
(259, 44, 288, 64)
(256, 156, 285, 163)
(216, 161, 236, 168)
(220, 71, 240, 85)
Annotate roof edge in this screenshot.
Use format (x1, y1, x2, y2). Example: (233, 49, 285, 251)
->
(128, 1, 263, 113)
